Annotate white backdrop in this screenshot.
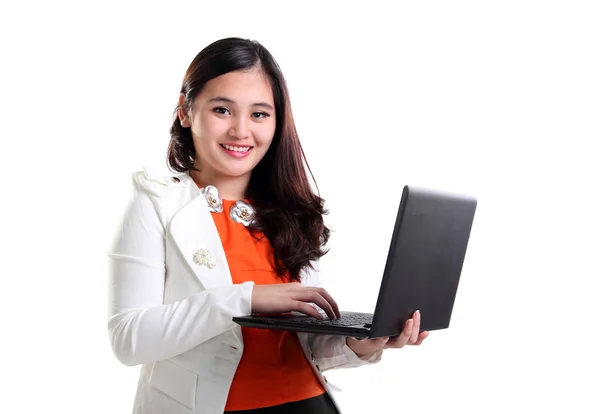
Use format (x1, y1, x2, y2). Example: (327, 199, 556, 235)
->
(1, 1, 599, 413)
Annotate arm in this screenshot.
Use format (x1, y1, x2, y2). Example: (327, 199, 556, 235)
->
(107, 172, 254, 366)
(298, 261, 383, 372)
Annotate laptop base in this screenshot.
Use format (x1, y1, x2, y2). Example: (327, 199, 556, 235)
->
(232, 311, 374, 338)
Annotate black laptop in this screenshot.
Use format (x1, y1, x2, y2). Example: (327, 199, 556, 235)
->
(233, 185, 477, 339)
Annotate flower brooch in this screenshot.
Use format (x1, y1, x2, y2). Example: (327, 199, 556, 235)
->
(201, 185, 257, 226)
(192, 248, 216, 269)
(230, 200, 256, 226)
(202, 185, 224, 213)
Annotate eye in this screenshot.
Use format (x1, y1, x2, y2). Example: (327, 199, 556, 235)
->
(252, 112, 270, 119)
(213, 107, 231, 115)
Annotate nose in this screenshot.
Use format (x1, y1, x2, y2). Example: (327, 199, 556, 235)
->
(228, 116, 250, 140)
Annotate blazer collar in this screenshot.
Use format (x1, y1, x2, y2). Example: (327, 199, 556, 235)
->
(168, 173, 234, 289)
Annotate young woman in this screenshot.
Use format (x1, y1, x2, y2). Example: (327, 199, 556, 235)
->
(107, 37, 428, 414)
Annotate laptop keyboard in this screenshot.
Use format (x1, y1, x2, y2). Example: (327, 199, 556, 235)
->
(294, 312, 373, 326)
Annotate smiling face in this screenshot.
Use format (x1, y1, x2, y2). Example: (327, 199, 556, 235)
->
(179, 67, 277, 187)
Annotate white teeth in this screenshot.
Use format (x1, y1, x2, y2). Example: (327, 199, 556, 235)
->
(222, 144, 251, 152)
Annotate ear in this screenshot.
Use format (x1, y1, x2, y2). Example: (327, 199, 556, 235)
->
(178, 94, 191, 128)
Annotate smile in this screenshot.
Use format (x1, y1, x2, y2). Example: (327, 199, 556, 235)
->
(220, 144, 253, 158)
(220, 144, 252, 153)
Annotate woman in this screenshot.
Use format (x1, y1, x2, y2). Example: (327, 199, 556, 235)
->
(107, 37, 428, 414)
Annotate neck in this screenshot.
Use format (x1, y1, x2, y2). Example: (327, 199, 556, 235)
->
(190, 168, 251, 201)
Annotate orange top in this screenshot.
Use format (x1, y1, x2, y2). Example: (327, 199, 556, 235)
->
(211, 198, 326, 411)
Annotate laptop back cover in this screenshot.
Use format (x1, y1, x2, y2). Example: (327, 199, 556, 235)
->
(369, 186, 477, 338)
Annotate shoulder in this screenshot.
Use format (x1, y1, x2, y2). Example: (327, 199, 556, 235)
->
(131, 166, 190, 197)
(128, 166, 198, 225)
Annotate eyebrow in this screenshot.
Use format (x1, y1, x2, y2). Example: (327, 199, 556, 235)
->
(208, 96, 274, 111)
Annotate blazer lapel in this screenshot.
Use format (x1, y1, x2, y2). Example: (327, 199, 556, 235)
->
(168, 178, 233, 290)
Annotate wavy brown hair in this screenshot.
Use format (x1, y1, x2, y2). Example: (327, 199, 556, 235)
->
(167, 37, 330, 282)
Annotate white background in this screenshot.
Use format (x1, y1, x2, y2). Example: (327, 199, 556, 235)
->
(1, 1, 599, 413)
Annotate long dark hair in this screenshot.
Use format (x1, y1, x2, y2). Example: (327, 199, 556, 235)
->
(167, 37, 330, 282)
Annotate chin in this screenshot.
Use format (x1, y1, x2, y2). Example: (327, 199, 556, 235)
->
(220, 167, 253, 178)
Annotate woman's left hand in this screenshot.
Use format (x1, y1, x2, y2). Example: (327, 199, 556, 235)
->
(346, 310, 429, 358)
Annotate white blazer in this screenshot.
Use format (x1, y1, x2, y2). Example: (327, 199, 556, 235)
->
(107, 167, 382, 414)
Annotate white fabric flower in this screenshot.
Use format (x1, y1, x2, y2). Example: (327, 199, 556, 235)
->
(229, 200, 256, 226)
(201, 185, 223, 213)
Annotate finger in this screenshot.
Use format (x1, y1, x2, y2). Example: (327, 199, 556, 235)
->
(295, 290, 336, 320)
(378, 337, 390, 349)
(366, 337, 389, 352)
(412, 330, 429, 346)
(311, 287, 341, 319)
(307, 291, 336, 320)
(294, 301, 324, 319)
(387, 319, 414, 348)
(409, 310, 421, 344)
(290, 284, 340, 319)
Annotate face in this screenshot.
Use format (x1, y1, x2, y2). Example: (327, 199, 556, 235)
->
(179, 68, 276, 182)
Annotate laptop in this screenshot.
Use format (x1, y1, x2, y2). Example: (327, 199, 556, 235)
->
(232, 185, 477, 339)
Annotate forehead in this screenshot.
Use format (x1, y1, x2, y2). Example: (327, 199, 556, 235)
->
(199, 68, 274, 105)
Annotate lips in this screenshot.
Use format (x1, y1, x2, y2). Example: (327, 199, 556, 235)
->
(220, 144, 253, 158)
(220, 144, 252, 153)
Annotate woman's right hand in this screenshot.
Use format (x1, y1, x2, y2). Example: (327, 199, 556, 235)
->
(251, 283, 341, 320)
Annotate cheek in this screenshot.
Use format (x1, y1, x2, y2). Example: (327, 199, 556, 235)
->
(255, 123, 276, 148)
(193, 115, 226, 144)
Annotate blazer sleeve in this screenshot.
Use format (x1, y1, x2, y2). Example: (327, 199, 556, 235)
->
(106, 171, 254, 367)
(298, 260, 383, 372)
